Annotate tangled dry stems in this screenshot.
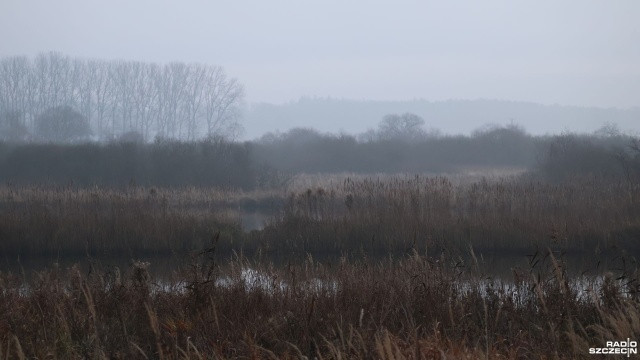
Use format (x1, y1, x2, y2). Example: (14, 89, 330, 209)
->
(1, 175, 639, 358)
(0, 249, 638, 359)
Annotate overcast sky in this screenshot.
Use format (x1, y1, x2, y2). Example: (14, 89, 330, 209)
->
(1, 0, 639, 108)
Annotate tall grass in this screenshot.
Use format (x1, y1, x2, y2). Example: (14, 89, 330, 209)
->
(0, 185, 251, 257)
(1, 175, 639, 358)
(262, 174, 640, 255)
(0, 249, 637, 358)
(2, 174, 639, 258)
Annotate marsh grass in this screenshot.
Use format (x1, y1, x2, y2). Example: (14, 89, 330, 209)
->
(1, 175, 639, 358)
(2, 174, 639, 259)
(282, 167, 527, 192)
(262, 174, 640, 255)
(0, 184, 262, 257)
(0, 248, 638, 359)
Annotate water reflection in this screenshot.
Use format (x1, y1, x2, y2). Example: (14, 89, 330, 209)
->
(1, 251, 634, 303)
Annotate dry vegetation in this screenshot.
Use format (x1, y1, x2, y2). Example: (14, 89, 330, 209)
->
(0, 187, 232, 256)
(1, 249, 638, 358)
(1, 174, 639, 358)
(3, 172, 638, 258)
(264, 174, 640, 255)
(0, 185, 263, 257)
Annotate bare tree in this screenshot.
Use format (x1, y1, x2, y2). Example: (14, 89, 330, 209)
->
(111, 61, 136, 136)
(183, 64, 207, 141)
(36, 52, 77, 109)
(84, 60, 112, 138)
(162, 62, 190, 139)
(129, 61, 160, 141)
(0, 53, 245, 142)
(203, 66, 244, 140)
(32, 52, 76, 117)
(74, 59, 93, 123)
(377, 113, 426, 141)
(0, 56, 30, 129)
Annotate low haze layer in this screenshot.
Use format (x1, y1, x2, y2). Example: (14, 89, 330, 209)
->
(2, 0, 639, 112)
(245, 98, 640, 140)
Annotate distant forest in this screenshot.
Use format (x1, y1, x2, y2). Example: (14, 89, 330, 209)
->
(1, 121, 639, 189)
(0, 52, 244, 143)
(245, 97, 640, 139)
(1, 54, 640, 189)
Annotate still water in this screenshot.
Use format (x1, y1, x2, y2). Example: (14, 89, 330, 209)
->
(1, 250, 629, 287)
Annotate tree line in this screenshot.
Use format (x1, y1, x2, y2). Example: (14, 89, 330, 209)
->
(0, 52, 244, 142)
(254, 120, 640, 182)
(0, 121, 638, 188)
(254, 122, 537, 174)
(0, 138, 264, 189)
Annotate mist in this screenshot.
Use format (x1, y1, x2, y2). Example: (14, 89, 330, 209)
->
(3, 2, 640, 356)
(244, 98, 640, 140)
(2, 0, 639, 114)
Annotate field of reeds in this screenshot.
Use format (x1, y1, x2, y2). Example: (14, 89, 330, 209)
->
(1, 248, 638, 358)
(0, 184, 285, 258)
(1, 173, 639, 358)
(2, 173, 639, 259)
(262, 174, 640, 256)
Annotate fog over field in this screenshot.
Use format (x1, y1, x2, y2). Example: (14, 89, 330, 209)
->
(3, 2, 640, 358)
(244, 98, 640, 139)
(2, 0, 639, 139)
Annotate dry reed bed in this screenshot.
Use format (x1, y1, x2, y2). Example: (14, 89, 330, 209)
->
(283, 167, 527, 192)
(0, 250, 638, 359)
(0, 185, 253, 256)
(1, 175, 639, 257)
(0, 184, 282, 210)
(263, 175, 640, 254)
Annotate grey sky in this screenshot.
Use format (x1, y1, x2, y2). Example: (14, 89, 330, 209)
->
(1, 0, 639, 108)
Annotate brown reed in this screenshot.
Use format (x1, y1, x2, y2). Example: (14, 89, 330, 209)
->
(0, 248, 637, 359)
